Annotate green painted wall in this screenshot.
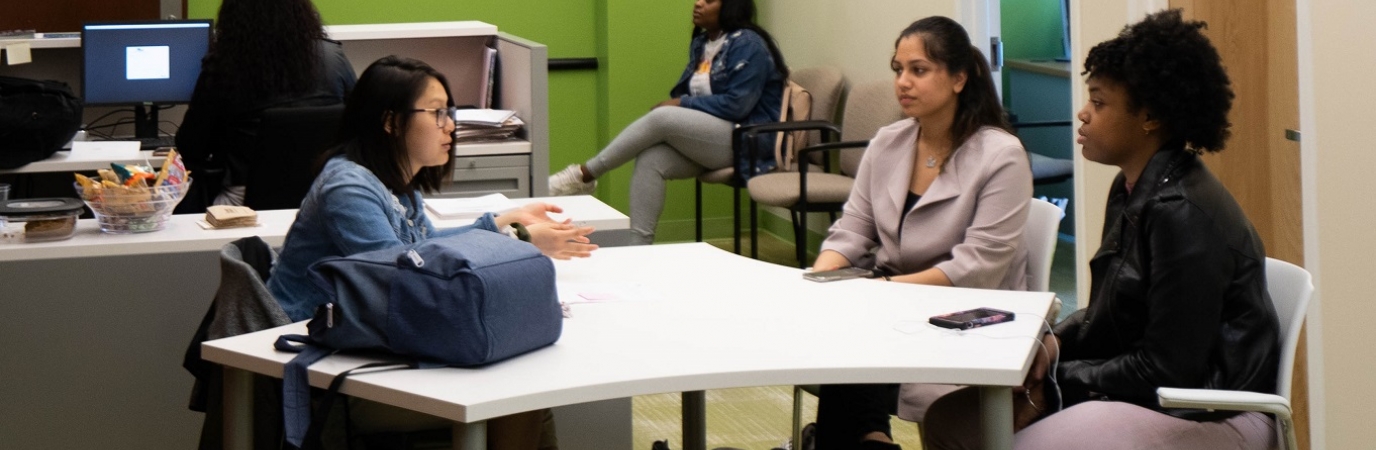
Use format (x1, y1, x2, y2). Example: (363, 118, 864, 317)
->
(186, 0, 726, 242)
(1001, 0, 1065, 108)
(1001, 0, 1064, 60)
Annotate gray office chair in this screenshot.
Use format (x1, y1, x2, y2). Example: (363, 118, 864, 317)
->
(694, 67, 845, 255)
(745, 79, 904, 267)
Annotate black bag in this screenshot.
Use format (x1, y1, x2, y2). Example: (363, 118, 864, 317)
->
(0, 76, 83, 169)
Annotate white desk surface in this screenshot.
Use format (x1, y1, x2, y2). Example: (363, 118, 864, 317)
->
(203, 243, 1053, 425)
(0, 195, 626, 262)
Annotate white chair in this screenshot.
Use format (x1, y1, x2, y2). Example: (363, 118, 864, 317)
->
(1158, 258, 1313, 450)
(790, 198, 1066, 446)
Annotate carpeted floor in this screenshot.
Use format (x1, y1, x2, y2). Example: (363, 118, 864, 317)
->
(629, 234, 1079, 450)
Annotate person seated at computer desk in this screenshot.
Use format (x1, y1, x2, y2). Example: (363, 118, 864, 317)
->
(174, 0, 356, 213)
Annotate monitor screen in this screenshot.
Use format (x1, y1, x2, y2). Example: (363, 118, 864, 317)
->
(81, 20, 212, 106)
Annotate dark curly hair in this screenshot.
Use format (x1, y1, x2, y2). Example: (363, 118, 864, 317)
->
(201, 0, 326, 100)
(896, 16, 1011, 152)
(1083, 9, 1233, 152)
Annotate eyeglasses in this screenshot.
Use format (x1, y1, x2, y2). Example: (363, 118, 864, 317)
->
(411, 107, 458, 129)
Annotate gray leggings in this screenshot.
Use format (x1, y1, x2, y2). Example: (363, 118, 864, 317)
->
(585, 106, 734, 244)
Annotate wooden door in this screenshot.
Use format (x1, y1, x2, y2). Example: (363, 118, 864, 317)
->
(1168, 0, 1306, 447)
(0, 0, 162, 33)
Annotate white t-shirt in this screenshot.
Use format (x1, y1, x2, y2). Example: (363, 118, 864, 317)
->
(689, 35, 727, 97)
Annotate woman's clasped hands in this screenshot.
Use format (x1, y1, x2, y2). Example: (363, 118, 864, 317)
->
(496, 202, 599, 260)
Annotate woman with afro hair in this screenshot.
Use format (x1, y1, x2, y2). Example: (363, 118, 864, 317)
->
(919, 9, 1281, 450)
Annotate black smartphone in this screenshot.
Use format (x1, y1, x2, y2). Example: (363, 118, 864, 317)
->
(929, 307, 1015, 330)
(802, 267, 874, 282)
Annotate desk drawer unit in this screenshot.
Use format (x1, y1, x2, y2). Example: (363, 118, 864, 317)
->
(439, 154, 531, 198)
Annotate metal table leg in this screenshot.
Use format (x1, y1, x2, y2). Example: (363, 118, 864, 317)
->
(452, 420, 487, 450)
(978, 386, 1014, 450)
(682, 390, 706, 450)
(222, 367, 253, 450)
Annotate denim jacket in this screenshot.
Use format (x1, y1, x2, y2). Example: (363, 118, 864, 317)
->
(268, 156, 499, 321)
(671, 29, 784, 177)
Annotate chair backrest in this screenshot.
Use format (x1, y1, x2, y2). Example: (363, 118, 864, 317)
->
(788, 66, 845, 150)
(1265, 258, 1313, 400)
(1024, 198, 1062, 292)
(838, 79, 907, 177)
(244, 103, 345, 210)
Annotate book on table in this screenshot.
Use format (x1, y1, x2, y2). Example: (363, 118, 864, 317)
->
(425, 193, 518, 220)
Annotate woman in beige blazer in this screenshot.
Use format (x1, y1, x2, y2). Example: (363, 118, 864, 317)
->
(809, 16, 1033, 450)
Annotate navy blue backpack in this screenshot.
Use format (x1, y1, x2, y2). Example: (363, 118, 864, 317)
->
(275, 229, 562, 448)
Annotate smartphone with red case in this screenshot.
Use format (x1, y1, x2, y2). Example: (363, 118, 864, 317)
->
(929, 307, 1016, 330)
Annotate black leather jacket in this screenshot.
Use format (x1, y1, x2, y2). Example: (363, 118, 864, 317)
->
(1053, 148, 1280, 421)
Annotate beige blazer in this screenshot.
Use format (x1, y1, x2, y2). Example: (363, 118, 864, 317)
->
(819, 119, 1033, 290)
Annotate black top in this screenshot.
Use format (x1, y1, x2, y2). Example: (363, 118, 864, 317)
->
(897, 191, 921, 232)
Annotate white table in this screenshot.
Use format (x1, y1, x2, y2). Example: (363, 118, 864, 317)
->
(0, 195, 627, 450)
(204, 243, 1053, 450)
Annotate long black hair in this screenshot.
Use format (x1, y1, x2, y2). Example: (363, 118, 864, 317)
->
(693, 0, 789, 79)
(897, 16, 1010, 150)
(325, 56, 455, 195)
(202, 0, 325, 99)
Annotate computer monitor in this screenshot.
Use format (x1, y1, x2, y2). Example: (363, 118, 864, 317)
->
(81, 20, 212, 139)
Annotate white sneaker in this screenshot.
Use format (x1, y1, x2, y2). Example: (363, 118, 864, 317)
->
(549, 164, 597, 196)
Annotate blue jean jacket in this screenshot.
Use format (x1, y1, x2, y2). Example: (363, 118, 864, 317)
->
(671, 29, 784, 178)
(268, 156, 499, 321)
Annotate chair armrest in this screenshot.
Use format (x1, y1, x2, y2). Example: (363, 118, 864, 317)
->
(1156, 387, 1292, 418)
(738, 120, 842, 136)
(798, 140, 868, 158)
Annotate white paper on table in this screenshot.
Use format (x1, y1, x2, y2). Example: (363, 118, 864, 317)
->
(70, 140, 141, 160)
(557, 281, 666, 304)
(424, 193, 518, 220)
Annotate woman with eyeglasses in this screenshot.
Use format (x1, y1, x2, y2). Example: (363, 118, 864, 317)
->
(267, 55, 586, 449)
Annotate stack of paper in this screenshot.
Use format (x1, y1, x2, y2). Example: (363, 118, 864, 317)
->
(205, 205, 258, 228)
(425, 193, 518, 220)
(453, 110, 524, 143)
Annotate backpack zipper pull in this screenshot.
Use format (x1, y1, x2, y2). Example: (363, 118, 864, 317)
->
(406, 249, 425, 267)
(326, 303, 334, 328)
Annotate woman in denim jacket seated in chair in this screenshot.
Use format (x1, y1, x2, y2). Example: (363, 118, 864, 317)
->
(921, 10, 1280, 450)
(807, 16, 1033, 450)
(269, 56, 597, 450)
(548, 0, 787, 245)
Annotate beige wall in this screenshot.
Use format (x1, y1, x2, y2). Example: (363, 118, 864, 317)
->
(1298, 0, 1376, 448)
(760, 1, 957, 90)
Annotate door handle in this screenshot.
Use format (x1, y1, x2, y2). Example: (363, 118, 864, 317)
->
(1285, 129, 1301, 142)
(990, 37, 1003, 72)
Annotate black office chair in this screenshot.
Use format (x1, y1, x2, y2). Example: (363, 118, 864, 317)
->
(243, 103, 345, 210)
